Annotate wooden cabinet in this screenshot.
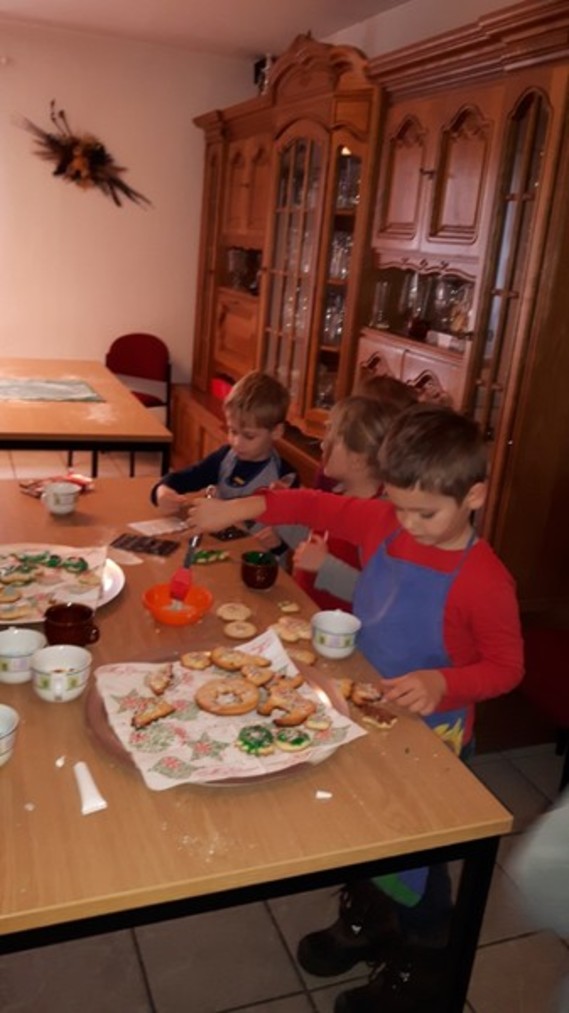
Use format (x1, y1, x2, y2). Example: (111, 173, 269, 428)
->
(223, 135, 271, 245)
(260, 39, 380, 435)
(213, 288, 259, 379)
(170, 385, 225, 470)
(373, 83, 503, 264)
(357, 329, 472, 409)
(367, 0, 569, 621)
(192, 103, 272, 394)
(191, 36, 380, 436)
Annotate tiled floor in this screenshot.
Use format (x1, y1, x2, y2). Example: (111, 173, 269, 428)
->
(1, 452, 568, 1013)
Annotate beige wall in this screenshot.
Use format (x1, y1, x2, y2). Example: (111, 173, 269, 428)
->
(0, 22, 253, 381)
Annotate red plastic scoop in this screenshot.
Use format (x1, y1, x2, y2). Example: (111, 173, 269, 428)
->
(168, 485, 214, 602)
(169, 533, 201, 601)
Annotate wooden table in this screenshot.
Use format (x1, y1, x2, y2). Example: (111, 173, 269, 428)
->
(0, 479, 513, 1012)
(0, 358, 171, 474)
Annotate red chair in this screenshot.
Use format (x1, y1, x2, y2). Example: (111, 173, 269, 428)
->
(521, 627, 569, 792)
(69, 333, 171, 477)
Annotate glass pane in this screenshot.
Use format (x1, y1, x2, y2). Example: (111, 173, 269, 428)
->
(263, 136, 325, 400)
(336, 149, 362, 209)
(472, 90, 549, 443)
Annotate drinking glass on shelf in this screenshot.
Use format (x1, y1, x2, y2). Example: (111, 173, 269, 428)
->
(370, 280, 390, 329)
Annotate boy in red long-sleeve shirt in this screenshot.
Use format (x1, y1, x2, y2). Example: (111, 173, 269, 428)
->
(187, 404, 523, 1013)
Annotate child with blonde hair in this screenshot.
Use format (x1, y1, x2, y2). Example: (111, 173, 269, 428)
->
(151, 371, 297, 523)
(290, 395, 398, 610)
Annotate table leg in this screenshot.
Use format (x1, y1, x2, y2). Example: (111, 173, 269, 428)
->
(441, 834, 499, 1012)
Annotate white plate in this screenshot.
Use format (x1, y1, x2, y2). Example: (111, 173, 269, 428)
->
(0, 545, 125, 624)
(99, 559, 125, 608)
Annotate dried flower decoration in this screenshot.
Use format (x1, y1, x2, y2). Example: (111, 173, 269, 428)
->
(22, 100, 151, 207)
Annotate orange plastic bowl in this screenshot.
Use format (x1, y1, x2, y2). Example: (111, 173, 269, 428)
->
(142, 583, 214, 626)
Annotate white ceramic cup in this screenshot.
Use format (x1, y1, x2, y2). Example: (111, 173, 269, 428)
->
(41, 481, 80, 516)
(31, 644, 92, 702)
(0, 704, 19, 766)
(311, 609, 362, 660)
(0, 626, 48, 684)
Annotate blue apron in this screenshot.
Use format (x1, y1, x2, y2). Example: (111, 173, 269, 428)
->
(352, 528, 475, 904)
(217, 449, 283, 537)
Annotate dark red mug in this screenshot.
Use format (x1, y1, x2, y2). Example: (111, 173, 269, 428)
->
(241, 550, 278, 591)
(44, 602, 100, 647)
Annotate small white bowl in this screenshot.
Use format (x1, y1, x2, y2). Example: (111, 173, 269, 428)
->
(0, 627, 48, 684)
(311, 610, 362, 660)
(0, 704, 19, 766)
(31, 644, 92, 703)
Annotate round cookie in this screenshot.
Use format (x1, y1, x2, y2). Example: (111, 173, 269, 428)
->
(211, 647, 248, 671)
(273, 617, 312, 642)
(306, 711, 332, 731)
(241, 664, 274, 687)
(236, 724, 275, 755)
(0, 586, 21, 604)
(0, 602, 35, 620)
(180, 651, 212, 670)
(286, 647, 317, 666)
(351, 682, 383, 706)
(275, 727, 312, 752)
(195, 677, 259, 716)
(224, 620, 257, 640)
(216, 602, 252, 622)
(278, 600, 300, 613)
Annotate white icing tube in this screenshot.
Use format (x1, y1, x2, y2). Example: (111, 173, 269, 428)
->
(73, 761, 108, 815)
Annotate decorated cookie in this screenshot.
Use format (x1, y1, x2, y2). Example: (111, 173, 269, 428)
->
(257, 683, 316, 727)
(195, 677, 259, 716)
(278, 600, 301, 613)
(241, 664, 275, 687)
(306, 711, 332, 731)
(272, 616, 312, 642)
(132, 698, 176, 730)
(351, 682, 383, 706)
(180, 650, 212, 670)
(216, 602, 252, 622)
(0, 587, 21, 604)
(0, 602, 35, 620)
(211, 647, 249, 671)
(224, 620, 258, 640)
(147, 664, 174, 696)
(236, 724, 275, 756)
(359, 702, 397, 729)
(275, 727, 312, 752)
(286, 647, 317, 666)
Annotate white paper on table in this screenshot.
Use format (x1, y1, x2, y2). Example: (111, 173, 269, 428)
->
(128, 518, 189, 536)
(95, 628, 366, 791)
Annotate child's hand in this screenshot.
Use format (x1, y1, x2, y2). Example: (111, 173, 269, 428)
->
(187, 494, 266, 535)
(155, 485, 189, 517)
(293, 533, 328, 573)
(379, 669, 447, 716)
(256, 526, 282, 551)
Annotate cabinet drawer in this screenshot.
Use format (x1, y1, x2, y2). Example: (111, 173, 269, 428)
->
(356, 333, 405, 384)
(402, 346, 469, 409)
(213, 290, 259, 380)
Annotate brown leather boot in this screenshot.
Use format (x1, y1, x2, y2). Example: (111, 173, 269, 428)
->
(296, 881, 401, 977)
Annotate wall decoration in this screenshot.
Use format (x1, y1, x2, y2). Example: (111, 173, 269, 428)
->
(21, 100, 151, 207)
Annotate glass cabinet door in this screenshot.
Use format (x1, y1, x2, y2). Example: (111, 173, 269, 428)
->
(307, 144, 362, 413)
(263, 129, 327, 416)
(472, 90, 549, 445)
